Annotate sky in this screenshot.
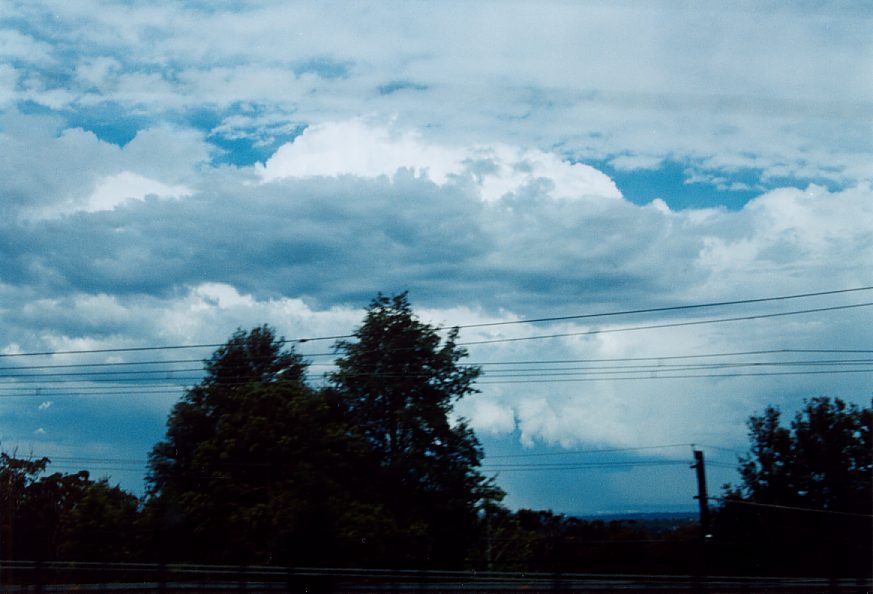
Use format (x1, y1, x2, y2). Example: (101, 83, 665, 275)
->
(0, 0, 871, 515)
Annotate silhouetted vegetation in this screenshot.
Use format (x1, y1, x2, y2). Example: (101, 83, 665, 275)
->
(711, 397, 872, 578)
(1, 296, 870, 579)
(0, 453, 138, 561)
(142, 294, 502, 567)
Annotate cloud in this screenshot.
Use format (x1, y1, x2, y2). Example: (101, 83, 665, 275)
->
(2, 2, 870, 509)
(3, 2, 870, 189)
(0, 112, 210, 220)
(1, 122, 869, 450)
(2, 114, 869, 315)
(465, 400, 516, 436)
(38, 401, 52, 410)
(0, 29, 54, 65)
(258, 119, 622, 202)
(84, 172, 191, 213)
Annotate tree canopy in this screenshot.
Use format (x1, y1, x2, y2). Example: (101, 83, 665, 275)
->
(330, 293, 503, 566)
(145, 301, 501, 567)
(145, 326, 382, 564)
(0, 453, 138, 561)
(9, 295, 869, 579)
(713, 397, 872, 577)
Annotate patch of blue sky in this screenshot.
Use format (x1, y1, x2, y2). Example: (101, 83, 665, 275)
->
(207, 135, 279, 167)
(64, 103, 151, 146)
(15, 99, 57, 117)
(187, 106, 307, 166)
(184, 107, 224, 134)
(477, 432, 715, 515)
(596, 160, 760, 211)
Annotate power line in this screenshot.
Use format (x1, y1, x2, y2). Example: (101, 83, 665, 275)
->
(2, 348, 872, 374)
(709, 497, 873, 519)
(446, 286, 873, 330)
(0, 360, 205, 372)
(0, 368, 204, 381)
(3, 287, 871, 359)
(480, 460, 688, 472)
(467, 348, 873, 367)
(458, 302, 873, 346)
(2, 357, 870, 386)
(0, 366, 869, 398)
(37, 356, 873, 378)
(0, 359, 873, 391)
(27, 454, 692, 469)
(475, 360, 873, 378)
(485, 444, 692, 459)
(476, 367, 873, 384)
(5, 348, 873, 373)
(477, 358, 873, 372)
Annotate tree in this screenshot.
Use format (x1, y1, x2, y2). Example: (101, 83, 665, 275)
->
(0, 453, 139, 561)
(732, 397, 871, 512)
(145, 325, 384, 564)
(713, 397, 872, 577)
(331, 293, 503, 567)
(0, 453, 48, 560)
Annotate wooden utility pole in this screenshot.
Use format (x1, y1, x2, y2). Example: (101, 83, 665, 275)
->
(692, 449, 710, 538)
(691, 449, 710, 593)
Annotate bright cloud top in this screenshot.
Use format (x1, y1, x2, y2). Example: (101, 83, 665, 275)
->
(257, 119, 622, 202)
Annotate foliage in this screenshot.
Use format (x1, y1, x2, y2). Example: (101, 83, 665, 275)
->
(742, 397, 870, 511)
(713, 397, 872, 577)
(331, 293, 503, 567)
(480, 507, 698, 574)
(145, 325, 386, 564)
(0, 453, 139, 561)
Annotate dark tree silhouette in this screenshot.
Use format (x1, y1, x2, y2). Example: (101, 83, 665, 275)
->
(145, 326, 383, 564)
(0, 453, 138, 561)
(713, 397, 872, 577)
(331, 293, 503, 567)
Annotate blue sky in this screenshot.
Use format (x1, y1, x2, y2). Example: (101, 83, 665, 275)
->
(0, 1, 871, 515)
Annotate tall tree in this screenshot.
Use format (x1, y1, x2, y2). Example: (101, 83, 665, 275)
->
(331, 293, 502, 567)
(714, 397, 872, 577)
(146, 326, 382, 564)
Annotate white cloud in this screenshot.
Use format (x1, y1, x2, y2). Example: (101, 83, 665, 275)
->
(0, 64, 17, 106)
(466, 400, 516, 436)
(6, 3, 865, 188)
(85, 172, 191, 213)
(0, 29, 54, 64)
(0, 114, 211, 220)
(608, 154, 664, 172)
(2, 2, 870, 511)
(258, 119, 462, 184)
(258, 119, 621, 202)
(75, 57, 122, 91)
(38, 401, 52, 411)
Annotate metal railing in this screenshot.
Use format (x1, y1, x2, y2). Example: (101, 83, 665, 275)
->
(0, 560, 870, 593)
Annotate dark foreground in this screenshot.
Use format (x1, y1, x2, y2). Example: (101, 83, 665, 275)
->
(1, 562, 871, 593)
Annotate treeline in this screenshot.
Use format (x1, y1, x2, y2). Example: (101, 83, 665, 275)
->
(711, 396, 871, 578)
(1, 294, 870, 576)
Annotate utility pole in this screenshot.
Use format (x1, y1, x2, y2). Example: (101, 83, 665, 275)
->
(691, 449, 710, 593)
(692, 449, 710, 538)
